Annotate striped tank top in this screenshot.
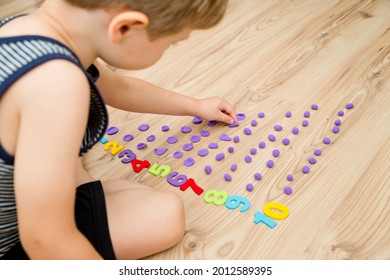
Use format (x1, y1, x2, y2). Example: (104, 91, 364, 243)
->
(0, 15, 109, 257)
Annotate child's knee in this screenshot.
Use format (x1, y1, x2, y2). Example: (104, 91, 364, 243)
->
(159, 191, 185, 243)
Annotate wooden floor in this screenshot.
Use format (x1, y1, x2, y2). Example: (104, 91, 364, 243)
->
(3, 0, 390, 260)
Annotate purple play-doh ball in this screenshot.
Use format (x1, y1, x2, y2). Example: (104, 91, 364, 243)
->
(237, 113, 246, 121)
(204, 165, 212, 174)
(244, 128, 252, 135)
(258, 141, 266, 149)
(215, 153, 225, 161)
(123, 134, 134, 142)
(282, 138, 290, 145)
(138, 124, 149, 131)
(323, 137, 331, 144)
(228, 122, 239, 128)
(219, 133, 231, 141)
(192, 117, 202, 124)
(284, 187, 293, 195)
(245, 155, 252, 163)
(302, 166, 310, 173)
(167, 136, 178, 144)
(246, 183, 254, 192)
(137, 143, 147, 150)
(311, 104, 319, 110)
(274, 125, 283, 132)
(251, 120, 258, 127)
(208, 120, 218, 126)
(155, 148, 168, 155)
(181, 126, 192, 133)
(106, 126, 119, 135)
(191, 135, 201, 143)
(183, 143, 194, 151)
(267, 160, 274, 168)
(224, 174, 232, 181)
(173, 151, 183, 158)
(198, 149, 209, 157)
(332, 126, 340, 134)
(209, 143, 218, 149)
(146, 135, 155, 142)
(184, 157, 195, 167)
(200, 130, 210, 137)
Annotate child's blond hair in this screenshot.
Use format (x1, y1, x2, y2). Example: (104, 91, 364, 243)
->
(64, 0, 229, 39)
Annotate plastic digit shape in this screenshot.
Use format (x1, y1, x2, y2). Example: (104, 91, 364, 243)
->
(225, 195, 250, 212)
(203, 189, 229, 206)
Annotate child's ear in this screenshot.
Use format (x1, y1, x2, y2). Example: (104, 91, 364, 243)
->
(108, 11, 149, 43)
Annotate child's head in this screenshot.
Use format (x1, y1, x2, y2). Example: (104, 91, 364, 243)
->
(64, 0, 229, 40)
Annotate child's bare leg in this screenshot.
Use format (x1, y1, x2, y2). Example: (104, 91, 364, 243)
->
(103, 180, 185, 259)
(76, 158, 185, 259)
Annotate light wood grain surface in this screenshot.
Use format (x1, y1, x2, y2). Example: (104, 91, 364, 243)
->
(3, 0, 390, 260)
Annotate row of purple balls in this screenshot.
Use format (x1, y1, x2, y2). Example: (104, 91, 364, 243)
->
(105, 102, 354, 194)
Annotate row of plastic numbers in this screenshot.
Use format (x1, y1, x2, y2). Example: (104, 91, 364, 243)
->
(102, 139, 290, 228)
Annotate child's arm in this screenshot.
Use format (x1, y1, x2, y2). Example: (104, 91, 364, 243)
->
(13, 61, 102, 259)
(94, 60, 238, 124)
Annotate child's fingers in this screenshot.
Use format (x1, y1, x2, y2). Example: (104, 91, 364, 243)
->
(220, 102, 238, 123)
(218, 108, 238, 124)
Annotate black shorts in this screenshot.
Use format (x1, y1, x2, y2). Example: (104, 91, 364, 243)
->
(0, 181, 116, 260)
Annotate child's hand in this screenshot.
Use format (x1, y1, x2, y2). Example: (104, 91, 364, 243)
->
(195, 97, 238, 124)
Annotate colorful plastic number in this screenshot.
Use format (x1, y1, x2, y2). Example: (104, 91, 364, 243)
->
(104, 141, 125, 155)
(253, 211, 277, 228)
(225, 195, 250, 212)
(263, 202, 289, 220)
(148, 163, 171, 178)
(179, 178, 204, 195)
(167, 172, 188, 187)
(118, 149, 136, 164)
(203, 189, 229, 206)
(131, 158, 151, 173)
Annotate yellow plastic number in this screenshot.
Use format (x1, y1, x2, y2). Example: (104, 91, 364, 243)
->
(104, 141, 125, 155)
(263, 202, 289, 220)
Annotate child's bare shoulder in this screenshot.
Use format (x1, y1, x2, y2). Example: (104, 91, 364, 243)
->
(10, 59, 90, 118)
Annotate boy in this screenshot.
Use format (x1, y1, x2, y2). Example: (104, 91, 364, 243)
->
(0, 0, 237, 259)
